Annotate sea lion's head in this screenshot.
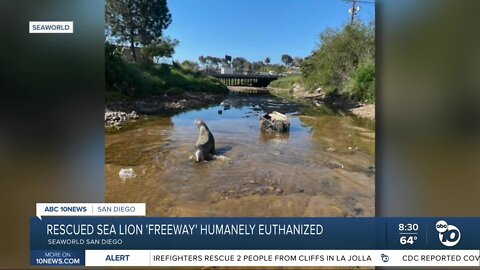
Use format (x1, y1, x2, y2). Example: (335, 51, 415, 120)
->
(195, 119, 205, 128)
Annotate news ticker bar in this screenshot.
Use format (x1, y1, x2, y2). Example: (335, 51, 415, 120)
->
(31, 250, 480, 267)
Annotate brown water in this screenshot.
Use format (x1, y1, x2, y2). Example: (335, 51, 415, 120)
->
(106, 94, 375, 217)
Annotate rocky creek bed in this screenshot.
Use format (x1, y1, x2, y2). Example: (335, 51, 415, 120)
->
(105, 92, 226, 129)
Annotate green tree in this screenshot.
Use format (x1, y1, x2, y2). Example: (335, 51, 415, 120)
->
(293, 57, 303, 67)
(243, 62, 253, 72)
(212, 57, 222, 69)
(252, 61, 265, 72)
(221, 58, 229, 67)
(265, 57, 271, 65)
(281, 54, 293, 66)
(181, 60, 200, 71)
(205, 56, 213, 69)
(106, 0, 172, 62)
(232, 57, 247, 70)
(142, 37, 179, 62)
(198, 55, 206, 67)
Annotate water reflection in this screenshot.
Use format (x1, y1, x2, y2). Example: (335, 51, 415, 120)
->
(259, 131, 290, 144)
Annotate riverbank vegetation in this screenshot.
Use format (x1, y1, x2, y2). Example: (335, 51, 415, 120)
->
(269, 75, 302, 89)
(270, 21, 375, 104)
(105, 0, 227, 101)
(106, 43, 227, 101)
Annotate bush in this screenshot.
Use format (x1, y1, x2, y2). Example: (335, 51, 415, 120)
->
(301, 21, 375, 99)
(105, 42, 158, 97)
(106, 91, 130, 101)
(346, 58, 375, 103)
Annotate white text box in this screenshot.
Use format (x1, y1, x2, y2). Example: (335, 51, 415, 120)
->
(29, 21, 73, 33)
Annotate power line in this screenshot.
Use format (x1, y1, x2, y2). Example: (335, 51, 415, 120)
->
(344, 0, 375, 25)
(345, 0, 375, 4)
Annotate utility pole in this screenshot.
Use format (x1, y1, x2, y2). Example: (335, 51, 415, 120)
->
(350, 0, 357, 24)
(345, 0, 374, 24)
(345, 0, 360, 25)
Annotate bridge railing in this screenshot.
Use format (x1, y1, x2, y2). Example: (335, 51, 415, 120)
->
(209, 73, 279, 87)
(210, 74, 277, 87)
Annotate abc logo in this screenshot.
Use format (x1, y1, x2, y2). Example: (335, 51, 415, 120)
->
(436, 220, 461, 247)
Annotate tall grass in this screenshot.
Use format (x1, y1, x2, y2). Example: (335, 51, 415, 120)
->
(268, 75, 302, 90)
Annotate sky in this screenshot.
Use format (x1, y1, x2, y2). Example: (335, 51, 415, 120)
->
(164, 0, 375, 64)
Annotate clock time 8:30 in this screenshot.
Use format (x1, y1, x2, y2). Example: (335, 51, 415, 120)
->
(398, 223, 419, 231)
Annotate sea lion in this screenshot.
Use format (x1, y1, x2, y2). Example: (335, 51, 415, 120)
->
(190, 119, 231, 163)
(194, 119, 215, 162)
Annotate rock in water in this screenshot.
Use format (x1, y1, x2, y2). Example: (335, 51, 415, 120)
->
(260, 111, 290, 133)
(105, 110, 140, 128)
(119, 168, 136, 180)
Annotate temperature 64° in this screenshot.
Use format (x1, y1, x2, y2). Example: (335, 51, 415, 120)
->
(400, 236, 417, 245)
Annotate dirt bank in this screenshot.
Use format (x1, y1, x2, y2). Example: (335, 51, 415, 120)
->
(105, 92, 226, 129)
(269, 85, 375, 121)
(349, 104, 375, 120)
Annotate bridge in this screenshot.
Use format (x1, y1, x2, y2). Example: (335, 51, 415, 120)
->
(211, 74, 279, 88)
